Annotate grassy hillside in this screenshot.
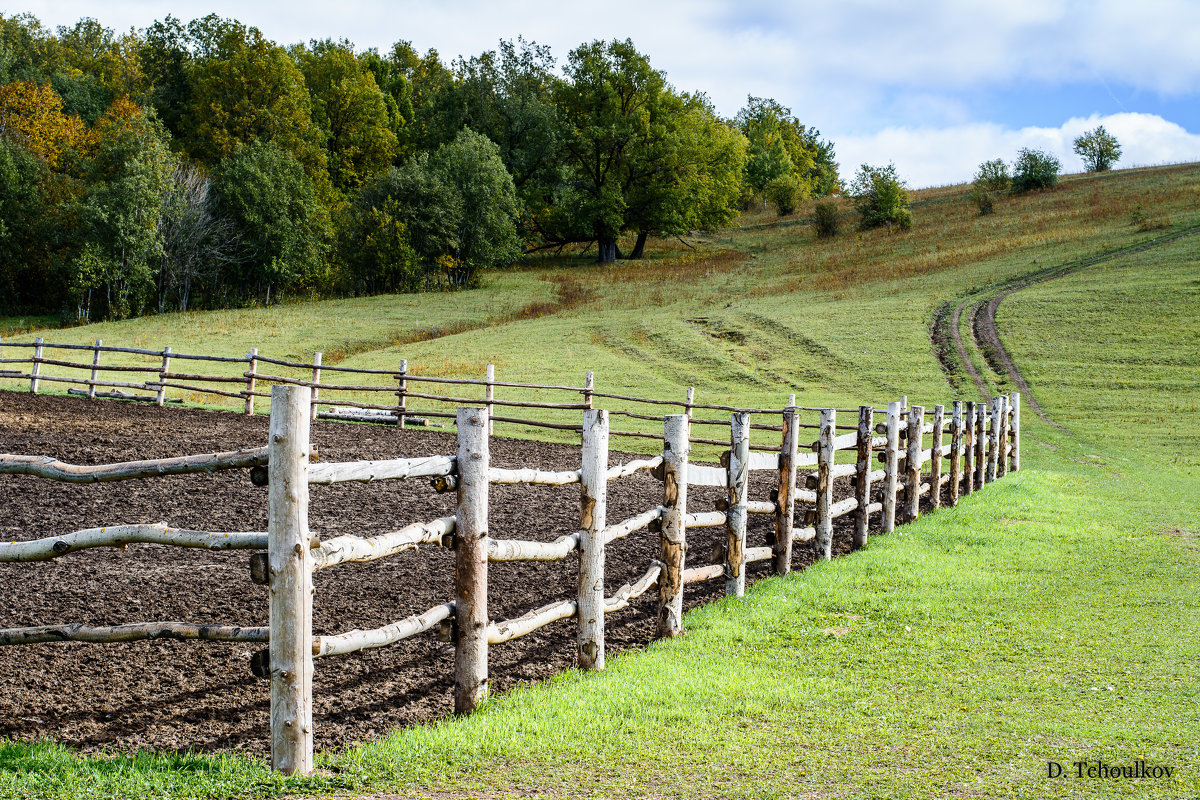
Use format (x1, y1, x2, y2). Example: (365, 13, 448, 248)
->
(1, 162, 1198, 799)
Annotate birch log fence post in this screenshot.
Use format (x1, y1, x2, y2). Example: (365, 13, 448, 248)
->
(998, 394, 1010, 478)
(29, 337, 42, 394)
(975, 403, 987, 490)
(657, 414, 689, 639)
(155, 347, 171, 407)
(578, 408, 608, 670)
(455, 407, 489, 713)
(904, 405, 924, 522)
(773, 408, 800, 574)
(963, 401, 976, 496)
(930, 404, 945, 510)
(853, 405, 873, 548)
(1009, 391, 1021, 472)
(949, 401, 963, 507)
(987, 400, 1002, 484)
(815, 409, 835, 560)
(267, 385, 314, 775)
(87, 340, 102, 400)
(310, 353, 322, 421)
(685, 387, 695, 420)
(883, 401, 901, 532)
(397, 359, 408, 429)
(245, 349, 258, 415)
(583, 371, 594, 410)
(725, 412, 750, 597)
(485, 364, 495, 435)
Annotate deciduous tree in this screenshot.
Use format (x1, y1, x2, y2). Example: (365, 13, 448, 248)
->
(1073, 125, 1121, 172)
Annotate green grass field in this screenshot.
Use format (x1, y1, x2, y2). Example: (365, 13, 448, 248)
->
(1, 163, 1198, 799)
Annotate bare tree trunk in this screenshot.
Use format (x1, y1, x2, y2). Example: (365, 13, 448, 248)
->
(629, 231, 649, 259)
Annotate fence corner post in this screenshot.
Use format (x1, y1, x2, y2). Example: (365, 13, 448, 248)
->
(883, 401, 901, 532)
(773, 407, 800, 574)
(1009, 391, 1021, 472)
(853, 405, 873, 548)
(725, 412, 750, 597)
(455, 407, 489, 713)
(267, 384, 314, 775)
(578, 408, 608, 670)
(656, 413, 689, 639)
(815, 409, 835, 560)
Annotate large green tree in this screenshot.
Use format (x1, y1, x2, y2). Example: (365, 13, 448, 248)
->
(551, 39, 745, 262)
(214, 139, 332, 303)
(178, 15, 329, 191)
(736, 96, 838, 204)
(293, 39, 398, 192)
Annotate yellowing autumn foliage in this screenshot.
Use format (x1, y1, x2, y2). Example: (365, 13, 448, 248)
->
(0, 79, 86, 167)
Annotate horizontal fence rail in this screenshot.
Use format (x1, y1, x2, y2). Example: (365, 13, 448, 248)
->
(0, 337, 1022, 775)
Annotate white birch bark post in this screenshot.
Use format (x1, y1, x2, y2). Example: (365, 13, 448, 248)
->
(578, 408, 608, 670)
(155, 346, 171, 406)
(29, 337, 43, 394)
(930, 404, 945, 510)
(87, 340, 102, 400)
(1009, 391, 1021, 472)
(583, 371, 594, 410)
(904, 406, 924, 522)
(975, 403, 987, 490)
(267, 385, 313, 775)
(244, 348, 258, 415)
(397, 359, 408, 429)
(853, 405, 873, 548)
(882, 401, 901, 532)
(455, 407, 489, 713)
(725, 412, 750, 597)
(773, 408, 800, 574)
(656, 414, 689, 639)
(988, 396, 1004, 482)
(310, 352, 322, 422)
(815, 409, 836, 560)
(684, 386, 695, 420)
(485, 364, 495, 435)
(949, 401, 963, 507)
(963, 401, 976, 496)
(998, 394, 1010, 478)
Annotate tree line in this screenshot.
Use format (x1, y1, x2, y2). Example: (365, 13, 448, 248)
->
(0, 13, 838, 321)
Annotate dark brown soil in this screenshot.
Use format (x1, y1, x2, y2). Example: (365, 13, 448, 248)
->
(0, 391, 900, 757)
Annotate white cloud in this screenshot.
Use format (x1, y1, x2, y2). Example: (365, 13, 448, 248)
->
(835, 113, 1200, 188)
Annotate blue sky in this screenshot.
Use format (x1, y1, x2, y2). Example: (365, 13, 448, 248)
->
(10, 0, 1200, 186)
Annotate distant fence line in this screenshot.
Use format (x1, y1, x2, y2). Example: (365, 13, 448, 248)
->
(0, 337, 1021, 774)
(0, 336, 903, 448)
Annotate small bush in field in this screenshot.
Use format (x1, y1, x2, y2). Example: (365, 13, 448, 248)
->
(765, 174, 805, 216)
(1011, 148, 1060, 194)
(813, 200, 840, 238)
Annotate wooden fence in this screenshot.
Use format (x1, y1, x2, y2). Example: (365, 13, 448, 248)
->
(0, 345, 1021, 774)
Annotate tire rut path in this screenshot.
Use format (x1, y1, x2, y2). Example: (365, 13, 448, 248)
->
(934, 224, 1200, 428)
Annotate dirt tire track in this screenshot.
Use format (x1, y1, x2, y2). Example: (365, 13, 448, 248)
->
(935, 224, 1200, 427)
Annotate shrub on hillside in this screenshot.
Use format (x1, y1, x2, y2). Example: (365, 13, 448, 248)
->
(765, 173, 805, 216)
(974, 159, 1011, 192)
(1011, 148, 1060, 194)
(849, 163, 912, 232)
(813, 200, 840, 238)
